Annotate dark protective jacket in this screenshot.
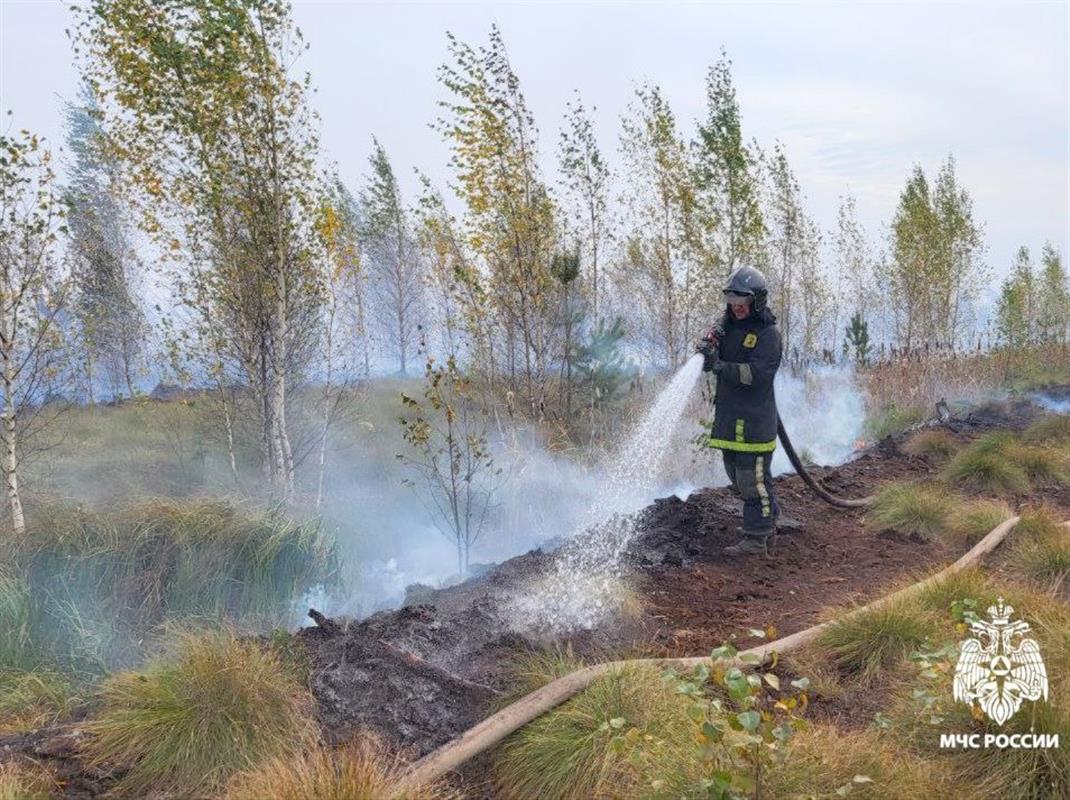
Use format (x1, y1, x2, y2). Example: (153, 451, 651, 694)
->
(705, 307, 782, 452)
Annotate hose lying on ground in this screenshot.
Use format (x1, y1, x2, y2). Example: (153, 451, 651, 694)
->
(777, 416, 874, 509)
(391, 514, 1039, 795)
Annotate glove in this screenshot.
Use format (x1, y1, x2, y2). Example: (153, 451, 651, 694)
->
(699, 342, 722, 373)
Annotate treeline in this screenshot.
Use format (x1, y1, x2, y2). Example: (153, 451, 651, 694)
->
(2, 1, 1067, 530)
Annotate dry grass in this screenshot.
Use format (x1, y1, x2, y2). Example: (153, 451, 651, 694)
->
(904, 429, 960, 458)
(766, 723, 955, 799)
(889, 584, 1070, 799)
(817, 596, 935, 683)
(224, 735, 447, 800)
(0, 762, 56, 800)
(0, 669, 76, 735)
(946, 499, 1014, 546)
(495, 665, 691, 800)
(83, 629, 315, 798)
(866, 482, 955, 541)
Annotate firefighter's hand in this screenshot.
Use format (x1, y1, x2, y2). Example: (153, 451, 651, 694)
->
(699, 343, 720, 373)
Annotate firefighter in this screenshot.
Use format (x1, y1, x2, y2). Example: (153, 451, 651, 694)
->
(698, 265, 783, 556)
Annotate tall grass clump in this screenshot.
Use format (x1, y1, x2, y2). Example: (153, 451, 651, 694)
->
(495, 666, 690, 800)
(943, 434, 1030, 493)
(1004, 507, 1070, 593)
(10, 498, 336, 671)
(84, 629, 313, 798)
(224, 736, 445, 800)
(866, 482, 954, 540)
(904, 429, 960, 458)
(817, 597, 934, 682)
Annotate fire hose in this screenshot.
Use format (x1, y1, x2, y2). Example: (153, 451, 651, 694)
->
(777, 416, 874, 508)
(391, 515, 1056, 796)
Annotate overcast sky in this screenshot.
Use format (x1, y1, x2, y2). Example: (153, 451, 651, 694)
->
(2, 0, 1068, 294)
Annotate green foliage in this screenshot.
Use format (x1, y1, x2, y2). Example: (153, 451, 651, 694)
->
(864, 404, 928, 439)
(818, 598, 934, 682)
(573, 317, 635, 407)
(867, 482, 954, 540)
(4, 498, 335, 675)
(843, 311, 872, 366)
(399, 354, 499, 575)
(645, 643, 809, 799)
(85, 629, 314, 798)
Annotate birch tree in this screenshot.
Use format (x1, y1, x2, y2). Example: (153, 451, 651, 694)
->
(63, 87, 147, 402)
(436, 26, 557, 416)
(1037, 243, 1069, 342)
(617, 83, 696, 369)
(0, 132, 69, 535)
(75, 0, 327, 500)
(360, 139, 423, 375)
(558, 92, 611, 322)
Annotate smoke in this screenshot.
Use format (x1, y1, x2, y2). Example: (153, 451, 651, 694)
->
(313, 360, 870, 626)
(1033, 392, 1070, 415)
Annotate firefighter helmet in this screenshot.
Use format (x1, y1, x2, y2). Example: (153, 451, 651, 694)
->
(723, 265, 768, 311)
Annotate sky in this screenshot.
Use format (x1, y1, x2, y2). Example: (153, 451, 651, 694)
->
(2, 0, 1068, 300)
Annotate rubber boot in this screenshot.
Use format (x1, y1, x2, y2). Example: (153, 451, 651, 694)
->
(723, 532, 770, 557)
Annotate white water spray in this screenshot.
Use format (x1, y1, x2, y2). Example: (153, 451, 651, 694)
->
(508, 353, 707, 631)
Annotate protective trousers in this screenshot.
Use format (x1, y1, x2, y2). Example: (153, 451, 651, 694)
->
(722, 450, 780, 535)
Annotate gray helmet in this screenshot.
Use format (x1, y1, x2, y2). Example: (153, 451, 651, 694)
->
(723, 265, 768, 311)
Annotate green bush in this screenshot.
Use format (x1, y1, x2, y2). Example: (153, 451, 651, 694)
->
(865, 404, 928, 440)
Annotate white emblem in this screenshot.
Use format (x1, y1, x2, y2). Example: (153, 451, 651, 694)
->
(953, 598, 1048, 725)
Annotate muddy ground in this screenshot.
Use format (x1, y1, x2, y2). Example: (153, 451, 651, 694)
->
(3, 391, 1068, 798)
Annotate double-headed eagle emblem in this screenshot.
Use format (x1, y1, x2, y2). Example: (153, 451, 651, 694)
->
(953, 598, 1048, 725)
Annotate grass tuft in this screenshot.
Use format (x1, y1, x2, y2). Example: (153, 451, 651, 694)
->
(0, 762, 56, 800)
(495, 665, 689, 800)
(497, 645, 586, 709)
(904, 429, 960, 458)
(0, 669, 76, 735)
(224, 735, 445, 800)
(891, 583, 1070, 798)
(817, 597, 934, 682)
(865, 404, 928, 440)
(5, 498, 335, 674)
(866, 482, 954, 540)
(84, 629, 314, 798)
(946, 499, 1013, 546)
(1023, 413, 1070, 445)
(943, 446, 1030, 494)
(766, 723, 954, 799)
(1005, 508, 1070, 592)
(1007, 442, 1070, 487)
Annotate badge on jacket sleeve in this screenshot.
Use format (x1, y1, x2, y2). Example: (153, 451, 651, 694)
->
(743, 332, 758, 348)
